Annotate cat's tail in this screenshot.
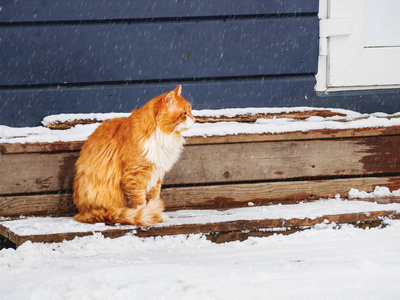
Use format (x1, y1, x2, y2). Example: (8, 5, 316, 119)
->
(74, 198, 167, 226)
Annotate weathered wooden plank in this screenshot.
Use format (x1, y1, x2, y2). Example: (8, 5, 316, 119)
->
(3, 210, 398, 247)
(2, 135, 400, 195)
(166, 135, 400, 185)
(44, 109, 348, 130)
(162, 177, 400, 210)
(0, 194, 76, 217)
(44, 112, 400, 130)
(1, 18, 318, 86)
(0, 141, 84, 155)
(0, 0, 318, 23)
(186, 126, 400, 145)
(2, 176, 400, 217)
(0, 152, 79, 195)
(3, 124, 400, 155)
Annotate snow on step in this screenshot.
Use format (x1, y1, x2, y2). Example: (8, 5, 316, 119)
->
(2, 107, 400, 144)
(2, 199, 400, 237)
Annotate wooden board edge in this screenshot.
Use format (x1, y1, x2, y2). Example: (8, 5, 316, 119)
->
(5, 210, 399, 247)
(44, 110, 348, 129)
(162, 177, 400, 210)
(2, 176, 400, 217)
(0, 223, 21, 247)
(3, 126, 400, 154)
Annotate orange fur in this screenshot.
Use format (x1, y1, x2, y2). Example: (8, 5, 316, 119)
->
(73, 85, 195, 226)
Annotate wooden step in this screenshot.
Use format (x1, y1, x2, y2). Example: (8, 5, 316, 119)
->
(2, 108, 400, 248)
(2, 199, 400, 247)
(42, 109, 349, 129)
(2, 124, 400, 217)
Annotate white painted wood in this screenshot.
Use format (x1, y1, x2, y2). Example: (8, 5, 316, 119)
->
(364, 0, 400, 47)
(316, 0, 400, 91)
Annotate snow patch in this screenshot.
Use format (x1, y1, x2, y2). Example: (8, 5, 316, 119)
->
(41, 112, 130, 126)
(348, 186, 400, 199)
(3, 107, 400, 144)
(1, 221, 400, 299)
(2, 198, 400, 237)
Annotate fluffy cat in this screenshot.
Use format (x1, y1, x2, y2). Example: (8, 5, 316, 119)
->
(73, 85, 195, 226)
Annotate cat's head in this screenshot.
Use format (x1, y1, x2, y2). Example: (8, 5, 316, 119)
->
(157, 85, 196, 134)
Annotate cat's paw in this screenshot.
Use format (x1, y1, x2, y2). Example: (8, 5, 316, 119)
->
(158, 213, 168, 223)
(152, 212, 168, 224)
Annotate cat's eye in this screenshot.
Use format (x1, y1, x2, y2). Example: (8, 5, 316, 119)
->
(182, 112, 187, 116)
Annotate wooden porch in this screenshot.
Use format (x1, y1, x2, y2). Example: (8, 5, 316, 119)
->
(1, 109, 400, 247)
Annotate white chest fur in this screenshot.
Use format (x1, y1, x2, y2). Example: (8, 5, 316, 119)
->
(143, 128, 185, 192)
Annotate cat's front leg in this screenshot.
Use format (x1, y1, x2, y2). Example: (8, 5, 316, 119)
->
(147, 179, 162, 202)
(147, 179, 168, 223)
(121, 168, 150, 209)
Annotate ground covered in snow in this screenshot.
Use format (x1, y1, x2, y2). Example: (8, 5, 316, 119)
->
(1, 191, 400, 299)
(1, 220, 400, 300)
(2, 107, 400, 299)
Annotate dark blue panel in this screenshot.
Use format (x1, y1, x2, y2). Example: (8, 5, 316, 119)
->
(0, 17, 319, 86)
(0, 0, 318, 23)
(0, 77, 316, 126)
(2, 77, 400, 127)
(0, 76, 400, 126)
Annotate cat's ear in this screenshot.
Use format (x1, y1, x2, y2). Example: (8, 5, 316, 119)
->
(173, 85, 182, 96)
(165, 91, 176, 112)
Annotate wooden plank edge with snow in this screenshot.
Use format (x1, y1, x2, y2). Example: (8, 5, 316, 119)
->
(42, 109, 348, 129)
(1, 199, 400, 247)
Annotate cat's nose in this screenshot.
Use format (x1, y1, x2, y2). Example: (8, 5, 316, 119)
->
(191, 116, 196, 123)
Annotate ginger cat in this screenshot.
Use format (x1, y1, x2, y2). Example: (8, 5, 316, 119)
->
(73, 85, 195, 226)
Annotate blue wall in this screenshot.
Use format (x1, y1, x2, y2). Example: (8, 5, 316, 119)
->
(1, 0, 399, 127)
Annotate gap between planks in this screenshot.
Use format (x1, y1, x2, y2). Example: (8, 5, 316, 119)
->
(2, 176, 400, 217)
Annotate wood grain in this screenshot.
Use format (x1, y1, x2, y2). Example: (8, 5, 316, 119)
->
(0, 152, 79, 195)
(44, 110, 347, 130)
(162, 177, 400, 210)
(0, 194, 77, 217)
(2, 176, 400, 217)
(165, 136, 400, 185)
(2, 135, 400, 195)
(3, 125, 400, 154)
(2, 210, 398, 247)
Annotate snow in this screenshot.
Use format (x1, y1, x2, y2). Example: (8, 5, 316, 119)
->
(349, 186, 400, 199)
(0, 123, 101, 144)
(1, 220, 400, 299)
(40, 107, 359, 126)
(1, 197, 400, 299)
(41, 112, 130, 126)
(2, 107, 400, 298)
(3, 198, 400, 236)
(2, 107, 400, 144)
